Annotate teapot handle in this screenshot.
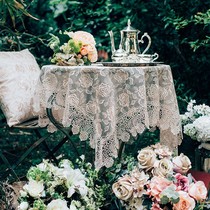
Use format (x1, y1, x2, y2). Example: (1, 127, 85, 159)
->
(138, 32, 151, 54)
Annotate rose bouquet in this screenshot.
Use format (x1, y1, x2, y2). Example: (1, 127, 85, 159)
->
(112, 143, 208, 210)
(17, 157, 107, 210)
(49, 30, 98, 66)
(181, 100, 210, 143)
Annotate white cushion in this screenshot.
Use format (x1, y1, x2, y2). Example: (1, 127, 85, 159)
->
(0, 49, 40, 126)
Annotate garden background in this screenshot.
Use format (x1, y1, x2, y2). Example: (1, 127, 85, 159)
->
(0, 0, 210, 198)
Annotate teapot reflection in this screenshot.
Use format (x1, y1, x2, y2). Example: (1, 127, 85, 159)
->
(108, 19, 158, 63)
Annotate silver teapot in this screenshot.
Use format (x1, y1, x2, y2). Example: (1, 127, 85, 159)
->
(108, 19, 156, 63)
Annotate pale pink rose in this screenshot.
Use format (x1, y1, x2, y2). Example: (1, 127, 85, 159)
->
(152, 158, 173, 177)
(188, 181, 207, 201)
(147, 176, 172, 202)
(172, 153, 191, 174)
(72, 31, 96, 45)
(80, 46, 88, 56)
(174, 173, 189, 191)
(112, 175, 133, 201)
(151, 202, 163, 210)
(152, 143, 172, 158)
(137, 147, 157, 171)
(173, 191, 195, 210)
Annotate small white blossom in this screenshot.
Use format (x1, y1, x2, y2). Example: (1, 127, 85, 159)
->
(47, 199, 69, 210)
(23, 179, 45, 198)
(18, 201, 29, 210)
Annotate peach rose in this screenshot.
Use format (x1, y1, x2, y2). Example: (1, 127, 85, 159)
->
(172, 153, 191, 174)
(173, 191, 195, 210)
(80, 46, 88, 56)
(188, 181, 207, 201)
(137, 147, 157, 171)
(112, 175, 133, 201)
(147, 176, 173, 202)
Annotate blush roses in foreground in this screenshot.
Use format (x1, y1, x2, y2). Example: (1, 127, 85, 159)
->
(49, 30, 98, 66)
(112, 143, 208, 210)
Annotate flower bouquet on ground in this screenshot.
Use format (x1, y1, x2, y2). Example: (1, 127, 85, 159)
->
(112, 143, 208, 210)
(17, 157, 108, 210)
(48, 30, 98, 66)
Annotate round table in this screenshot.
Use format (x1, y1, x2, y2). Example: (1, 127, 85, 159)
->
(33, 64, 182, 169)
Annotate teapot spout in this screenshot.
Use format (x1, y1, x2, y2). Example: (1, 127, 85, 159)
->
(108, 30, 116, 56)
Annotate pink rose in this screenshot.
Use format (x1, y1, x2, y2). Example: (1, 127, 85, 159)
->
(188, 181, 207, 201)
(147, 176, 172, 202)
(174, 173, 189, 192)
(173, 191, 195, 210)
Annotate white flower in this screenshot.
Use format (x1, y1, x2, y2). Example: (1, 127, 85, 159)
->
(47, 199, 69, 210)
(37, 162, 48, 171)
(69, 200, 84, 210)
(192, 116, 210, 142)
(65, 168, 88, 197)
(18, 201, 29, 210)
(19, 190, 27, 197)
(23, 179, 45, 198)
(187, 100, 196, 112)
(184, 124, 197, 140)
(127, 198, 146, 210)
(184, 116, 210, 142)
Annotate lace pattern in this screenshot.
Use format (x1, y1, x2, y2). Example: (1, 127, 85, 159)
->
(33, 64, 182, 168)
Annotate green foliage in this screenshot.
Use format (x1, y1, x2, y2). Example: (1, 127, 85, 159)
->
(160, 185, 180, 204)
(1, 0, 209, 104)
(0, 0, 38, 27)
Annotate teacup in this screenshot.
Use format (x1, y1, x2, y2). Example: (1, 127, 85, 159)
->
(138, 53, 159, 63)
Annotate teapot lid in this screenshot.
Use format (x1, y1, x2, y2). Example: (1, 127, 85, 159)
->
(122, 19, 138, 32)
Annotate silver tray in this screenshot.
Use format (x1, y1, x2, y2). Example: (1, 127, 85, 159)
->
(100, 62, 163, 67)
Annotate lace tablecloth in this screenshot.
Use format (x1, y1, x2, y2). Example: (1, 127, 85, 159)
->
(33, 64, 182, 169)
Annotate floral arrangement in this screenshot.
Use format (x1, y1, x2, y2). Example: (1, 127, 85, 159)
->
(112, 143, 208, 210)
(181, 100, 210, 142)
(17, 157, 107, 210)
(49, 30, 98, 66)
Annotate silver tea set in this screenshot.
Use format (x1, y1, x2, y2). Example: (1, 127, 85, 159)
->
(108, 19, 159, 63)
